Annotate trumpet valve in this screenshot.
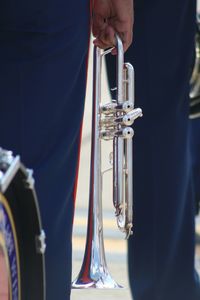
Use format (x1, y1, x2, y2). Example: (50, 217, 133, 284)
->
(100, 127, 134, 140)
(100, 100, 134, 114)
(122, 108, 143, 126)
(100, 102, 117, 114)
(117, 127, 134, 138)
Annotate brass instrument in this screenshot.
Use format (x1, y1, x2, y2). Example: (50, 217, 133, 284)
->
(72, 36, 142, 289)
(190, 20, 200, 119)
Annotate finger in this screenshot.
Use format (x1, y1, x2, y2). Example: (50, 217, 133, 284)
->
(103, 25, 116, 47)
(95, 26, 116, 49)
(93, 38, 111, 49)
(111, 47, 117, 55)
(92, 14, 106, 38)
(118, 30, 133, 52)
(108, 17, 133, 52)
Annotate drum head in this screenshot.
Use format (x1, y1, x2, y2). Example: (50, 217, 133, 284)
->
(0, 193, 21, 300)
(0, 245, 10, 299)
(0, 153, 45, 300)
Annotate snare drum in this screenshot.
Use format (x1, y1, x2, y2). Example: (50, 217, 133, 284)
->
(0, 149, 46, 300)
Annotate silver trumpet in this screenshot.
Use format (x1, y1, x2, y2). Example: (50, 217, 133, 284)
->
(72, 36, 142, 289)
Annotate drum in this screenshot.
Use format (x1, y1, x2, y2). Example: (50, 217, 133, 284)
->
(0, 148, 46, 300)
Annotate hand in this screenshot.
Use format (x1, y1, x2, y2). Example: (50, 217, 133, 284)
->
(92, 0, 134, 53)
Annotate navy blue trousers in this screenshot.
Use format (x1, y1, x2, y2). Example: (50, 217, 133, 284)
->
(106, 0, 200, 299)
(190, 118, 200, 214)
(0, 1, 90, 299)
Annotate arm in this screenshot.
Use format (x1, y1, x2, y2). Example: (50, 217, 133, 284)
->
(92, 0, 134, 52)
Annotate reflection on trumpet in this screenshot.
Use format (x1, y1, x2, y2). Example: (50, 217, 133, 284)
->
(72, 36, 142, 289)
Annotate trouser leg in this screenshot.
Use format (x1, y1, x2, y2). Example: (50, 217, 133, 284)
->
(106, 0, 200, 299)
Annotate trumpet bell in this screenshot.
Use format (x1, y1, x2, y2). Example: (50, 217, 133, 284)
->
(72, 266, 122, 289)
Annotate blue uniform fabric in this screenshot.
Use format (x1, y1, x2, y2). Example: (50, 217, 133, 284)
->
(106, 0, 200, 299)
(190, 118, 200, 214)
(0, 1, 90, 299)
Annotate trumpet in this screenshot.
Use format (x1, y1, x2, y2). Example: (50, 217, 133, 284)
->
(72, 36, 142, 289)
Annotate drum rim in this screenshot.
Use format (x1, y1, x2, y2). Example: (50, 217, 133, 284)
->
(0, 192, 21, 300)
(0, 151, 46, 300)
